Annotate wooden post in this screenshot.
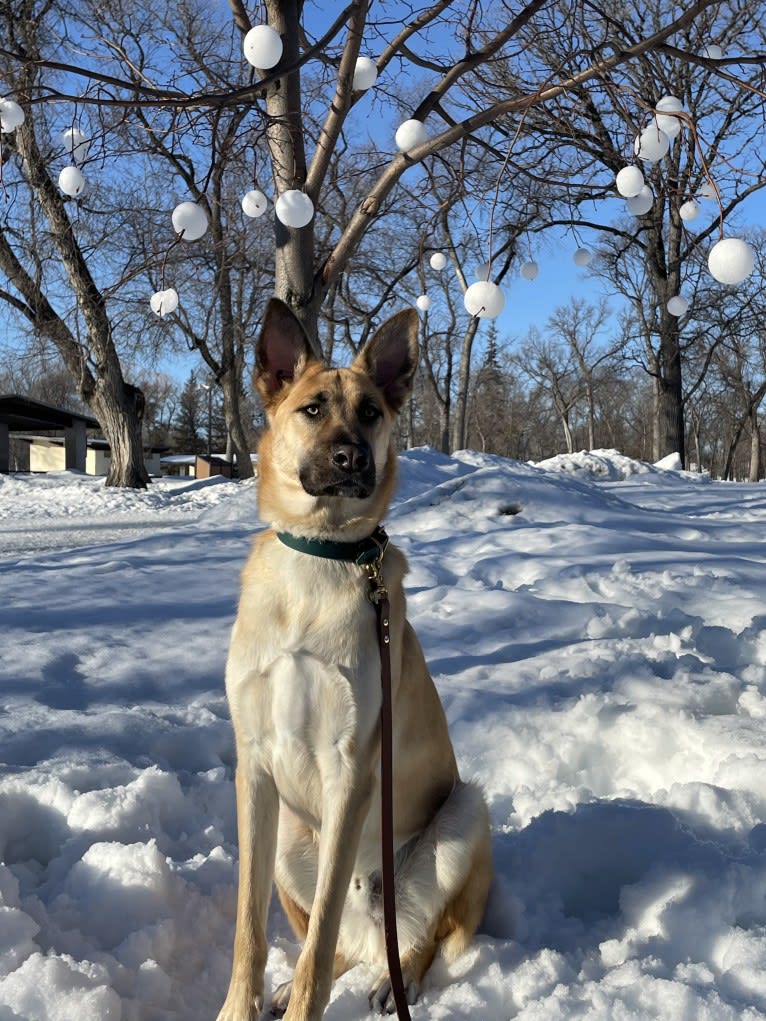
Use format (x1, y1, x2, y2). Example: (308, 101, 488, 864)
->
(0, 422, 9, 473)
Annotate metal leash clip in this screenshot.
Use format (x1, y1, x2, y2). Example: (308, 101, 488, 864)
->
(364, 555, 389, 605)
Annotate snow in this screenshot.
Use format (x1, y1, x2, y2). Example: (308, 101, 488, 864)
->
(1, 447, 766, 1020)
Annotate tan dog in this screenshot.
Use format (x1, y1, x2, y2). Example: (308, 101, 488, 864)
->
(217, 299, 492, 1021)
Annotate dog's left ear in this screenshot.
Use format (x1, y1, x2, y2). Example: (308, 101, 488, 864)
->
(255, 298, 320, 409)
(354, 309, 419, 412)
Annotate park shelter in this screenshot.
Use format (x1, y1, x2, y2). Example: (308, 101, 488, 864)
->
(0, 394, 99, 474)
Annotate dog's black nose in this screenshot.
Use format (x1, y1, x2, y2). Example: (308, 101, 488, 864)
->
(332, 444, 370, 473)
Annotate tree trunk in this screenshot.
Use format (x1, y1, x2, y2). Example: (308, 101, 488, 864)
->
(586, 385, 596, 450)
(264, 0, 321, 346)
(749, 409, 761, 482)
(92, 383, 150, 488)
(10, 96, 148, 487)
(655, 324, 685, 466)
(557, 410, 574, 454)
(220, 371, 255, 480)
(450, 318, 480, 452)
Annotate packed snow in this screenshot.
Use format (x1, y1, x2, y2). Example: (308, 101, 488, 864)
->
(1, 447, 766, 1021)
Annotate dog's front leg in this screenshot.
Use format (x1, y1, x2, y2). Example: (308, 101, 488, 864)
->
(217, 760, 279, 1021)
(284, 767, 373, 1021)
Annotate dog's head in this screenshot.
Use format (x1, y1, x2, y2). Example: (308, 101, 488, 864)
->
(254, 298, 419, 539)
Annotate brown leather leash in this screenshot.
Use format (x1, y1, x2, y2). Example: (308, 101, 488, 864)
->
(365, 554, 412, 1021)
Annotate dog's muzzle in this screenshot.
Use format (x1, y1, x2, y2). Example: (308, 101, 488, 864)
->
(299, 442, 376, 498)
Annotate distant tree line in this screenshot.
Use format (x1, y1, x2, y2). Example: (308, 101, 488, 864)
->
(4, 265, 765, 481)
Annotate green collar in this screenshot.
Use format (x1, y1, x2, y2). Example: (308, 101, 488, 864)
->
(276, 525, 389, 566)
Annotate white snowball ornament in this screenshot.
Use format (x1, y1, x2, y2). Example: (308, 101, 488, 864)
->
(474, 262, 491, 282)
(626, 185, 654, 216)
(667, 295, 689, 316)
(243, 25, 283, 69)
(464, 280, 505, 319)
(708, 237, 755, 285)
(634, 125, 670, 163)
(58, 166, 85, 196)
(679, 199, 701, 222)
(703, 44, 723, 60)
(520, 260, 539, 281)
(654, 96, 684, 139)
(615, 165, 644, 198)
(416, 294, 431, 312)
(275, 189, 314, 228)
(353, 57, 378, 91)
(699, 180, 718, 200)
(241, 189, 268, 218)
(395, 119, 429, 153)
(573, 248, 592, 267)
(172, 201, 208, 241)
(150, 288, 179, 317)
(429, 251, 447, 271)
(0, 98, 25, 132)
(60, 127, 90, 163)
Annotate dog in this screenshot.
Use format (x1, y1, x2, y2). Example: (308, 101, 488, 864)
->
(216, 298, 492, 1021)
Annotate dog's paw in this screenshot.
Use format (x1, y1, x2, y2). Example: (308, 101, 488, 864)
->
(368, 973, 420, 1015)
(216, 987, 264, 1021)
(270, 979, 292, 1017)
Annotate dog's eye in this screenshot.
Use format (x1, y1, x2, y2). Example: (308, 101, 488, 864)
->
(302, 404, 321, 418)
(359, 401, 381, 423)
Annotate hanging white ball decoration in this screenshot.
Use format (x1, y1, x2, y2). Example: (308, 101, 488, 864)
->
(573, 248, 592, 267)
(703, 44, 723, 60)
(416, 294, 431, 312)
(429, 251, 447, 270)
(615, 165, 645, 198)
(275, 189, 314, 228)
(626, 185, 654, 216)
(679, 199, 701, 222)
(708, 237, 755, 285)
(464, 280, 505, 319)
(654, 96, 684, 139)
(243, 24, 283, 69)
(0, 98, 25, 132)
(474, 262, 491, 282)
(667, 295, 689, 316)
(150, 288, 179, 317)
(241, 189, 268, 218)
(699, 180, 718, 200)
(634, 125, 670, 163)
(395, 119, 429, 153)
(58, 165, 86, 196)
(520, 260, 539, 281)
(172, 201, 208, 241)
(353, 56, 378, 91)
(60, 127, 90, 163)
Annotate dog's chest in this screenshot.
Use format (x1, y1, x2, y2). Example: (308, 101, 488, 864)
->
(228, 557, 382, 817)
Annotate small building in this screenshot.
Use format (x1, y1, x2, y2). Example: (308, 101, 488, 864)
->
(195, 454, 237, 480)
(161, 454, 197, 477)
(26, 435, 164, 477)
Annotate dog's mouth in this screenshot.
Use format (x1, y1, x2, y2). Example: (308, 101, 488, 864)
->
(299, 474, 375, 500)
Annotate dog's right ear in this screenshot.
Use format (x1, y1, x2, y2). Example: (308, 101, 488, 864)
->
(255, 298, 319, 409)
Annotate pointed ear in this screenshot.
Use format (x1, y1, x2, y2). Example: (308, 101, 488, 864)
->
(353, 308, 419, 411)
(255, 298, 319, 408)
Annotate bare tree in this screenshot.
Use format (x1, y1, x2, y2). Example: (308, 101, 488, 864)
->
(546, 297, 625, 449)
(477, 0, 766, 465)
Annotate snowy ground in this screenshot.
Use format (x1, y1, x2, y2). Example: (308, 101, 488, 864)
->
(1, 448, 766, 1021)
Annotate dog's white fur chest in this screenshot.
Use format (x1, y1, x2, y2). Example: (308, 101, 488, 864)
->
(226, 544, 383, 825)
